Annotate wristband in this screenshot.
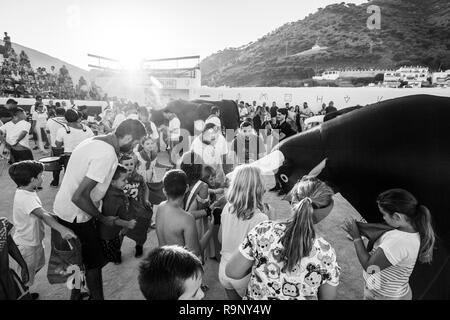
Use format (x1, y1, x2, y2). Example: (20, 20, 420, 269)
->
(353, 238, 363, 243)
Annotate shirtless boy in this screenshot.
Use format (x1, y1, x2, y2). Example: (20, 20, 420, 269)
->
(155, 169, 214, 257)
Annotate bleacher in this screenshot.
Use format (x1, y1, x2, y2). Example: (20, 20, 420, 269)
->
(0, 33, 105, 102)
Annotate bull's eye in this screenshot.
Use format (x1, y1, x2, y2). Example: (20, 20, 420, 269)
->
(280, 174, 288, 183)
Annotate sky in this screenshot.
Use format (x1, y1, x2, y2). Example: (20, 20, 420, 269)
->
(1, 0, 367, 70)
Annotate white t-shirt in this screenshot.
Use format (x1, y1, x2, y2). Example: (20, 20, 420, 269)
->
(169, 117, 181, 140)
(0, 120, 31, 149)
(13, 189, 45, 247)
(55, 125, 94, 153)
(112, 113, 126, 129)
(364, 229, 420, 298)
(46, 117, 67, 148)
(206, 116, 221, 129)
(53, 138, 118, 223)
(239, 107, 249, 118)
(220, 203, 268, 262)
(30, 105, 47, 115)
(215, 133, 228, 156)
(32, 111, 48, 128)
(148, 121, 159, 141)
(190, 133, 228, 166)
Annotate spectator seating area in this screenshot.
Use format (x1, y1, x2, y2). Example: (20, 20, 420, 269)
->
(0, 34, 103, 101)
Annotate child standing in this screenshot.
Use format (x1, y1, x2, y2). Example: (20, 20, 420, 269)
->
(155, 170, 215, 258)
(8, 160, 77, 298)
(135, 136, 172, 228)
(201, 165, 225, 206)
(0, 107, 34, 163)
(99, 165, 137, 264)
(135, 135, 173, 186)
(120, 155, 152, 258)
(344, 189, 436, 300)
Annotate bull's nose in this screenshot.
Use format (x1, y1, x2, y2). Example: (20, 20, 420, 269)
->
(250, 150, 285, 174)
(226, 150, 285, 181)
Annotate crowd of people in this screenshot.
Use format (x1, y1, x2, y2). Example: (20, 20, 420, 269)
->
(0, 96, 436, 301)
(0, 32, 103, 100)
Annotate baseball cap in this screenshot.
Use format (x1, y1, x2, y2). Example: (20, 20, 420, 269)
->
(205, 117, 221, 128)
(6, 98, 18, 105)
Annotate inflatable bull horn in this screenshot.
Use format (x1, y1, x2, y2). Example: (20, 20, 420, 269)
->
(256, 94, 450, 299)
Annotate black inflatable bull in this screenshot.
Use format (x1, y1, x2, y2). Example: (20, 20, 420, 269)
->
(151, 99, 240, 138)
(265, 95, 449, 299)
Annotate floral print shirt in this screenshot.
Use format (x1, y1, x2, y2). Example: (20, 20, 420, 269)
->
(239, 220, 340, 300)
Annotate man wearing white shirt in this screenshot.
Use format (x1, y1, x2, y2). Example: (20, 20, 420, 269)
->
(206, 106, 222, 130)
(31, 103, 49, 153)
(238, 101, 249, 122)
(53, 119, 147, 300)
(190, 122, 228, 185)
(0, 107, 33, 162)
(163, 110, 181, 165)
(45, 107, 67, 187)
(112, 107, 126, 129)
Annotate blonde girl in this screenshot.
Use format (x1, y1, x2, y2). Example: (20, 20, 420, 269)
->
(218, 165, 272, 300)
(226, 176, 340, 300)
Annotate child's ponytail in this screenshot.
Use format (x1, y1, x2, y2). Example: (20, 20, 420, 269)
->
(279, 177, 334, 273)
(280, 197, 315, 273)
(414, 205, 435, 264)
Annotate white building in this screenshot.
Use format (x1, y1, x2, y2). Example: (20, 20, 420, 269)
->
(313, 70, 340, 81)
(432, 71, 450, 87)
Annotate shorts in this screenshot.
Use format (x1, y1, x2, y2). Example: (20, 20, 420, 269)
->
(57, 217, 107, 270)
(14, 243, 45, 287)
(10, 148, 33, 163)
(218, 258, 250, 297)
(101, 235, 123, 263)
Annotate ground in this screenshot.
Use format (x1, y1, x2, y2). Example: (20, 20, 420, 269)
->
(0, 149, 365, 300)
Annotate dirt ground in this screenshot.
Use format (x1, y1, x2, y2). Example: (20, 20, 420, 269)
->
(0, 149, 365, 300)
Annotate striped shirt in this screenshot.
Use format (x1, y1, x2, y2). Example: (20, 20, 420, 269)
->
(364, 230, 420, 298)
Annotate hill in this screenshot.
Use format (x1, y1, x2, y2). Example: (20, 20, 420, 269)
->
(200, 0, 450, 87)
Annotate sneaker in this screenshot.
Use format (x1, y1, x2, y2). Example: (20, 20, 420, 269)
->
(31, 292, 39, 300)
(50, 181, 59, 188)
(135, 245, 143, 258)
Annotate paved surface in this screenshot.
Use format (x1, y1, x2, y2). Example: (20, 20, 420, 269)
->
(0, 149, 364, 300)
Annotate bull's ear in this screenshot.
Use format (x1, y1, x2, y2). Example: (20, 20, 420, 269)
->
(307, 158, 327, 178)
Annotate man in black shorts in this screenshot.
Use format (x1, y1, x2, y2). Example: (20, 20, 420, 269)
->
(53, 119, 146, 300)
